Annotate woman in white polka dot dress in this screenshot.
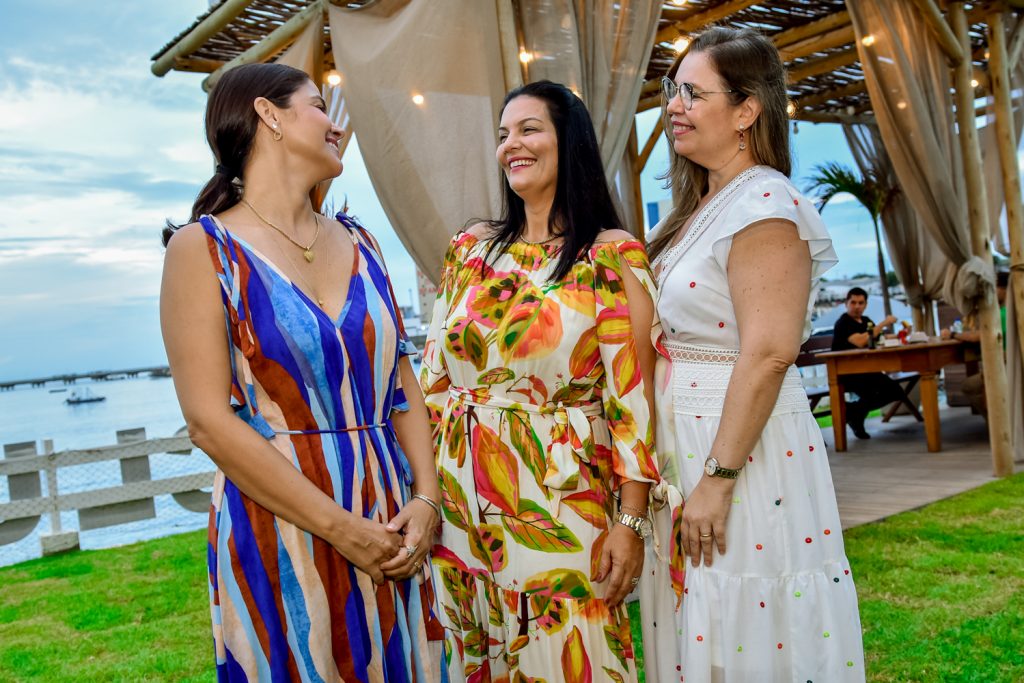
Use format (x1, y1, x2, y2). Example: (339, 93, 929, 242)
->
(640, 27, 865, 683)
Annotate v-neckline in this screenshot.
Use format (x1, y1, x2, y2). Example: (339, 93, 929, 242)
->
(209, 214, 360, 326)
(654, 165, 764, 285)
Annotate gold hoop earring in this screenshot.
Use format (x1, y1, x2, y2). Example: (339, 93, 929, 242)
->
(272, 125, 282, 142)
(738, 126, 747, 151)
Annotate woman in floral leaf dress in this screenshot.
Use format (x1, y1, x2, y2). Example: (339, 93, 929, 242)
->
(421, 80, 663, 682)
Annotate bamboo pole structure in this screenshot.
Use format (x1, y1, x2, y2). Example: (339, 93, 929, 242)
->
(171, 57, 227, 73)
(949, 2, 1014, 477)
(638, 118, 664, 172)
(1009, 16, 1024, 65)
(151, 0, 255, 76)
(987, 8, 1024, 387)
(910, 0, 965, 65)
(773, 11, 850, 48)
(202, 0, 326, 92)
(778, 25, 856, 62)
(787, 47, 858, 83)
(655, 0, 760, 43)
(793, 80, 867, 110)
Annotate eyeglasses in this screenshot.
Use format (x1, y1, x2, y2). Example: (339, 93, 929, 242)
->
(661, 76, 739, 111)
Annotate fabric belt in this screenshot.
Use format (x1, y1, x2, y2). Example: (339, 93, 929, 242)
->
(274, 423, 388, 435)
(447, 387, 602, 513)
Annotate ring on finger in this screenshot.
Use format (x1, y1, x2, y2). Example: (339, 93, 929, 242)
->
(699, 532, 713, 538)
(629, 576, 640, 587)
(405, 544, 417, 557)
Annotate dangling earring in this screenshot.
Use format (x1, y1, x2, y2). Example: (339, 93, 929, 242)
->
(738, 125, 747, 151)
(272, 123, 282, 142)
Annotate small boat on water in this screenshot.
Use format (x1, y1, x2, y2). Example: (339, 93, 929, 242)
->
(48, 387, 68, 393)
(65, 388, 106, 405)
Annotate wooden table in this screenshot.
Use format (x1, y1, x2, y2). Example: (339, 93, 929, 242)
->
(819, 340, 968, 453)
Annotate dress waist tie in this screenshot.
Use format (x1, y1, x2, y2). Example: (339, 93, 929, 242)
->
(447, 387, 602, 515)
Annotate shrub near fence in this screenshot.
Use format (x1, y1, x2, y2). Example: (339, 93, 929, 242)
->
(0, 428, 214, 559)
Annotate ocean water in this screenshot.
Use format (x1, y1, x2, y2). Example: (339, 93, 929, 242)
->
(0, 376, 212, 567)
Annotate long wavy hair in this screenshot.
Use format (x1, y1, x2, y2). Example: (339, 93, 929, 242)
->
(648, 27, 791, 261)
(482, 80, 623, 282)
(162, 63, 311, 245)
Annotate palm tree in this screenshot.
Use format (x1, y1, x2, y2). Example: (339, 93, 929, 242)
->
(805, 162, 895, 318)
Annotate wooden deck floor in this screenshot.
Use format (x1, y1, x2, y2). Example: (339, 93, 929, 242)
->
(823, 405, 1019, 528)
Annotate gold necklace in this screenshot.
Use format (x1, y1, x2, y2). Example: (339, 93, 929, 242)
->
(241, 199, 321, 262)
(518, 232, 560, 245)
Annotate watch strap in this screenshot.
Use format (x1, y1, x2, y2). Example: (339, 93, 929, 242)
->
(615, 512, 649, 539)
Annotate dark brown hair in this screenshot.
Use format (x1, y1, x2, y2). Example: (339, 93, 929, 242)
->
(162, 63, 311, 245)
(649, 27, 791, 261)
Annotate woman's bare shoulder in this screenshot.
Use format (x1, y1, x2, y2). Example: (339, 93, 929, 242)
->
(464, 222, 500, 240)
(593, 228, 637, 244)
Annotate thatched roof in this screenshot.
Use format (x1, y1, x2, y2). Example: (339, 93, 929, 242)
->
(152, 0, 1019, 123)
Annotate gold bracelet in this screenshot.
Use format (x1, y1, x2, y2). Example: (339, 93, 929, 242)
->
(412, 493, 442, 521)
(619, 503, 648, 517)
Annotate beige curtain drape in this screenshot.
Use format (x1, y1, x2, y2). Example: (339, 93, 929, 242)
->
(841, 122, 948, 331)
(848, 0, 994, 316)
(327, 0, 512, 282)
(516, 0, 662, 230)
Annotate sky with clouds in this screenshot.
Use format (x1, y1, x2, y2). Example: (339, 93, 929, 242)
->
(0, 1, 908, 381)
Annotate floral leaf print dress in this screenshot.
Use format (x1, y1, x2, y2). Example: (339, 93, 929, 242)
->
(421, 232, 661, 682)
(200, 213, 445, 682)
(646, 166, 865, 682)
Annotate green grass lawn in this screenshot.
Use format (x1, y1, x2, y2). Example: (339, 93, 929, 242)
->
(2, 473, 1022, 682)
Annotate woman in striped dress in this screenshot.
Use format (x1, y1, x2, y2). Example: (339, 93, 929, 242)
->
(161, 63, 445, 681)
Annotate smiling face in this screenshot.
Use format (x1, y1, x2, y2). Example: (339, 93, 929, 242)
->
(275, 80, 345, 180)
(666, 50, 753, 170)
(496, 95, 558, 205)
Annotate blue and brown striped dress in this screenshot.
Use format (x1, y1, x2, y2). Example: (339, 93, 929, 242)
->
(199, 212, 445, 682)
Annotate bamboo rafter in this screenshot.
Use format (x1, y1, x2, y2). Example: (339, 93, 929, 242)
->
(150, 1, 1020, 123)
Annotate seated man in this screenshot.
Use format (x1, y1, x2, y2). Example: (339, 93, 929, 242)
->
(940, 270, 1009, 418)
(831, 287, 904, 439)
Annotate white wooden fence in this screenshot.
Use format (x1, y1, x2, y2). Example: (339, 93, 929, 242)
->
(0, 427, 214, 557)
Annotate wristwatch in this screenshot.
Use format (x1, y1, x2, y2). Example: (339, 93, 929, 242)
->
(616, 512, 652, 540)
(704, 457, 743, 480)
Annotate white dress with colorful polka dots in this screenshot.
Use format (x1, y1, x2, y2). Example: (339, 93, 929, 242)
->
(644, 166, 865, 683)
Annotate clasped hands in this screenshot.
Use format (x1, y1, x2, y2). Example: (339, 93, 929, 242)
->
(333, 496, 440, 584)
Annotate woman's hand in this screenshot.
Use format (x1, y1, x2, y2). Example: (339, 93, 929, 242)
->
(379, 497, 439, 580)
(330, 515, 404, 584)
(596, 523, 645, 607)
(682, 476, 734, 568)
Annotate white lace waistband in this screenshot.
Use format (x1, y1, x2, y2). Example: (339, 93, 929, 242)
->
(663, 341, 741, 364)
(662, 342, 809, 417)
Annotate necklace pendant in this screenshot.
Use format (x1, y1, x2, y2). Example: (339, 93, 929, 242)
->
(303, 249, 315, 263)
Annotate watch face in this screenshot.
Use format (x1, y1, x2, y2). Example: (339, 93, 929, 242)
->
(704, 458, 717, 476)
